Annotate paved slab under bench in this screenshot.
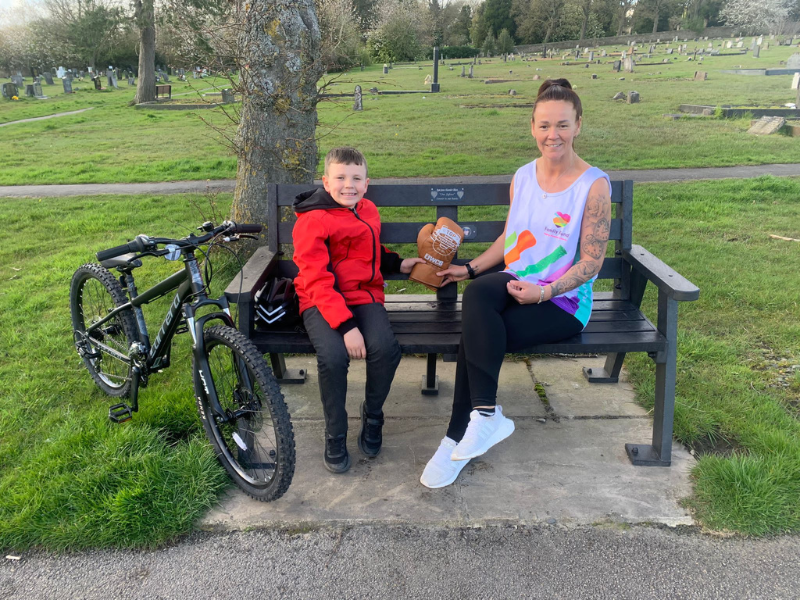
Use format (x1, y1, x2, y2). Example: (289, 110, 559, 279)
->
(200, 356, 694, 531)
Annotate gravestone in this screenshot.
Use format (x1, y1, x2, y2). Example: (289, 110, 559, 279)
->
(57, 66, 65, 78)
(424, 74, 432, 84)
(461, 66, 465, 77)
(66, 71, 73, 81)
(791, 72, 800, 90)
(726, 41, 732, 48)
(468, 65, 473, 78)
(353, 85, 362, 111)
(649, 45, 655, 54)
(621, 51, 626, 59)
(751, 38, 757, 50)
(62, 78, 73, 93)
(623, 57, 634, 72)
(161, 72, 170, 82)
(111, 74, 118, 88)
(627, 91, 640, 104)
(25, 84, 35, 97)
(753, 45, 760, 58)
(11, 75, 23, 87)
(383, 64, 388, 74)
(601, 50, 607, 57)
(589, 51, 594, 61)
(128, 77, 135, 85)
(748, 116, 785, 135)
(613, 60, 621, 72)
(222, 89, 235, 104)
(787, 54, 800, 69)
(591, 73, 597, 79)
(93, 77, 102, 90)
(509, 89, 516, 96)
(666, 48, 673, 54)
(612, 91, 625, 100)
(694, 71, 707, 81)
(736, 41, 743, 48)
(2, 82, 18, 99)
(533, 74, 540, 80)
(33, 82, 45, 98)
(43, 72, 54, 85)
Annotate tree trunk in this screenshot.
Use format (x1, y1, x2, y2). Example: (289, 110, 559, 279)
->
(652, 6, 659, 34)
(579, 0, 591, 43)
(616, 1, 626, 36)
(134, 0, 156, 104)
(231, 0, 324, 245)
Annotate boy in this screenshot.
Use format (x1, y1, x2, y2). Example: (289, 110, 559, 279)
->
(293, 147, 423, 473)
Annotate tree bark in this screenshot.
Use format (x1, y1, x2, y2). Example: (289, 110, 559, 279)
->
(652, 4, 659, 33)
(134, 0, 156, 104)
(579, 0, 591, 43)
(231, 0, 324, 246)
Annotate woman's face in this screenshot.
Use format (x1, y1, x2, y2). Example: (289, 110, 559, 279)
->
(531, 100, 582, 160)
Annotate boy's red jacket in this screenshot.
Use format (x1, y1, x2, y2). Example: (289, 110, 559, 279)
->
(292, 188, 402, 332)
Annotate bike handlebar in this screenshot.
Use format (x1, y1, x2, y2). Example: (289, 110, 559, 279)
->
(95, 221, 263, 262)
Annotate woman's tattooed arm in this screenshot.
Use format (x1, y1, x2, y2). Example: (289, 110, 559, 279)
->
(548, 179, 611, 299)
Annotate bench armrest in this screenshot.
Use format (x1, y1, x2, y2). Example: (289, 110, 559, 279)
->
(623, 245, 699, 302)
(224, 246, 278, 303)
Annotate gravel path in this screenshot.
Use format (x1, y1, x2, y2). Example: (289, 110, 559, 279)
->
(0, 107, 94, 128)
(1, 163, 798, 197)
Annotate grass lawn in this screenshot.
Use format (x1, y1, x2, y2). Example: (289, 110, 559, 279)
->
(1, 38, 799, 185)
(0, 176, 798, 550)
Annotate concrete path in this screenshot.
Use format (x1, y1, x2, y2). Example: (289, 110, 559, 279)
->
(0, 107, 94, 128)
(1, 163, 799, 197)
(201, 355, 694, 532)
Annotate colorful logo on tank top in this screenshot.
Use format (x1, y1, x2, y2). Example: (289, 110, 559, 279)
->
(504, 230, 536, 267)
(553, 212, 571, 227)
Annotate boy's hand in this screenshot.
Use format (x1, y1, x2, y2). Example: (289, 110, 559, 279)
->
(343, 327, 366, 359)
(400, 257, 426, 274)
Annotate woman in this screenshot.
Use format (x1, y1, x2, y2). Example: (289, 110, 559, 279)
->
(420, 79, 612, 488)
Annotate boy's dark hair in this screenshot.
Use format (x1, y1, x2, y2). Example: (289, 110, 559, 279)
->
(531, 78, 583, 121)
(324, 147, 368, 176)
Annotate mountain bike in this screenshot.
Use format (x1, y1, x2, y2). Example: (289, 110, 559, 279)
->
(69, 220, 294, 502)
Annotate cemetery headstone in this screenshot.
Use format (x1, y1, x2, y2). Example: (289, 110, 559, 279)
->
(627, 91, 640, 104)
(736, 41, 743, 48)
(468, 65, 473, 78)
(383, 64, 388, 74)
(588, 51, 594, 61)
(666, 48, 673, 54)
(25, 84, 35, 97)
(33, 82, 44, 98)
(221, 88, 235, 104)
(623, 57, 634, 72)
(509, 89, 516, 96)
(2, 82, 18, 99)
(791, 72, 800, 90)
(57, 66, 65, 78)
(612, 91, 625, 100)
(11, 75, 23, 87)
(128, 77, 135, 85)
(43, 72, 54, 85)
(111, 74, 118, 88)
(726, 41, 732, 48)
(62, 78, 73, 93)
(66, 71, 73, 81)
(613, 60, 621, 72)
(161, 72, 170, 82)
(591, 73, 597, 79)
(601, 50, 607, 57)
(93, 77, 102, 90)
(753, 45, 760, 58)
(461, 66, 465, 77)
(787, 53, 800, 69)
(747, 116, 785, 135)
(533, 74, 540, 80)
(694, 71, 707, 81)
(353, 85, 362, 111)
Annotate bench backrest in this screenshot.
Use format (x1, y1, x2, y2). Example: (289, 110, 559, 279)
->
(266, 181, 633, 299)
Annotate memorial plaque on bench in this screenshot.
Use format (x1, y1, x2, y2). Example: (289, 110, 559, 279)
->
(430, 187, 465, 202)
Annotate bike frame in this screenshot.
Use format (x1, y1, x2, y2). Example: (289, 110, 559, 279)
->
(84, 251, 243, 419)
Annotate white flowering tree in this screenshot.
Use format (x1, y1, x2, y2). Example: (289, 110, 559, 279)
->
(720, 0, 792, 34)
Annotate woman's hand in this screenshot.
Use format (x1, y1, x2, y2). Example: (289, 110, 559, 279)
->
(400, 257, 426, 274)
(436, 264, 470, 287)
(507, 279, 549, 305)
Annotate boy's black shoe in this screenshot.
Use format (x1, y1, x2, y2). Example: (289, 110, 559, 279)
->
(324, 433, 351, 473)
(358, 401, 384, 457)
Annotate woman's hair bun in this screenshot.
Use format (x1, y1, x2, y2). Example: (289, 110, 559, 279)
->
(532, 78, 582, 120)
(536, 78, 572, 97)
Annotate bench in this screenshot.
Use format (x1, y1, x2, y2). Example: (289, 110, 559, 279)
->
(155, 84, 171, 100)
(224, 181, 699, 467)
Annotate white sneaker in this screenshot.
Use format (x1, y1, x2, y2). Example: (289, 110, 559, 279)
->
(420, 437, 470, 489)
(451, 405, 515, 460)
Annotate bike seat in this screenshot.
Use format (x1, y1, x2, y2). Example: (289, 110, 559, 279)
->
(100, 253, 143, 270)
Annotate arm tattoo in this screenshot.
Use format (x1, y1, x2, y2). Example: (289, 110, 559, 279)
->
(549, 184, 610, 298)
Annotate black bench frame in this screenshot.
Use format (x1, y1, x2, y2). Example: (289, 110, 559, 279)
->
(225, 181, 699, 467)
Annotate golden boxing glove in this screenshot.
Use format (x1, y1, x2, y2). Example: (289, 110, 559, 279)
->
(409, 217, 464, 291)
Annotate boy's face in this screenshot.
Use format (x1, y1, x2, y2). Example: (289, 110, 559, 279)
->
(322, 162, 369, 208)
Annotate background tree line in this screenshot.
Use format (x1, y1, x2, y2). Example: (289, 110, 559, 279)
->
(1, 0, 798, 77)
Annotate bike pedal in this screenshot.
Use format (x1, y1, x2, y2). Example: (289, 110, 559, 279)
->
(109, 403, 133, 423)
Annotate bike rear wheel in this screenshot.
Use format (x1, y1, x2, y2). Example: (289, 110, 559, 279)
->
(70, 263, 137, 397)
(194, 325, 295, 502)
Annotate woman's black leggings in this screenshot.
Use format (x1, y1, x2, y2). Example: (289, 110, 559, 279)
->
(446, 272, 584, 442)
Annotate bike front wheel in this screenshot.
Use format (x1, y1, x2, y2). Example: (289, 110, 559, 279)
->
(70, 263, 136, 397)
(194, 325, 295, 502)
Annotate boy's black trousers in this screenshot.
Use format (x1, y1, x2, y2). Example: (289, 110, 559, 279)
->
(303, 303, 401, 439)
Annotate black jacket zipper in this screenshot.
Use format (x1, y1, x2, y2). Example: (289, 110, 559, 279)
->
(351, 206, 377, 302)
